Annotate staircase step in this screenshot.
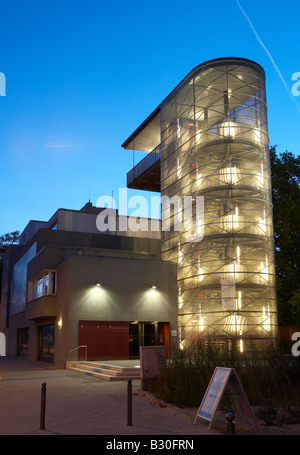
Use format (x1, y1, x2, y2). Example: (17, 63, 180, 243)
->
(79, 361, 140, 373)
(70, 366, 123, 381)
(74, 363, 140, 377)
(68, 361, 141, 381)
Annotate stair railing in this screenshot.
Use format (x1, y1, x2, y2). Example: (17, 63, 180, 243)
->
(68, 345, 87, 361)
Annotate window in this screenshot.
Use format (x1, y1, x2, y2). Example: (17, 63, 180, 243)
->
(38, 324, 55, 363)
(30, 271, 56, 300)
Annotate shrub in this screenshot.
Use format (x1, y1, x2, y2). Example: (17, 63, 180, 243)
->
(147, 340, 300, 410)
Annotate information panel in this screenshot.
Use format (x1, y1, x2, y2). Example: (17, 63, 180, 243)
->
(194, 367, 256, 430)
(195, 367, 231, 424)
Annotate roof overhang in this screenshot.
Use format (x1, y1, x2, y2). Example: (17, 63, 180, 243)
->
(121, 57, 265, 154)
(121, 107, 161, 153)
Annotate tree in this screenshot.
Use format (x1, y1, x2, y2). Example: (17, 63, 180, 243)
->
(270, 146, 300, 326)
(0, 231, 20, 295)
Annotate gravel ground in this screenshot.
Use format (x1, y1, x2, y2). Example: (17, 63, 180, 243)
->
(142, 392, 300, 435)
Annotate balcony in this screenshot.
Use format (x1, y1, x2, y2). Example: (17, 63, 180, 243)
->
(127, 144, 161, 192)
(25, 295, 57, 320)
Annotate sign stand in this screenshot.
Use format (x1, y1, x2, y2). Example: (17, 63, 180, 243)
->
(194, 367, 256, 431)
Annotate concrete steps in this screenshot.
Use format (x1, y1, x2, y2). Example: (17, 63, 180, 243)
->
(67, 361, 141, 381)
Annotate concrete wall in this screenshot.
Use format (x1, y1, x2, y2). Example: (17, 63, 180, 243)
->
(55, 255, 177, 368)
(4, 312, 36, 359)
(1, 218, 177, 368)
(47, 208, 161, 239)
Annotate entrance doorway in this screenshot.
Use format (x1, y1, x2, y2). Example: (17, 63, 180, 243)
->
(17, 328, 29, 358)
(129, 322, 169, 358)
(38, 324, 55, 363)
(79, 321, 129, 360)
(79, 321, 170, 360)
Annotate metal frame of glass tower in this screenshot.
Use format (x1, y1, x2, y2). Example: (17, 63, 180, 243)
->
(123, 57, 278, 352)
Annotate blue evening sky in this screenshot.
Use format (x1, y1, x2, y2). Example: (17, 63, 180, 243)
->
(1, 0, 300, 235)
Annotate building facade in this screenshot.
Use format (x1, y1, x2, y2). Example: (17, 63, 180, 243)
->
(0, 203, 177, 367)
(1, 57, 278, 363)
(122, 57, 278, 351)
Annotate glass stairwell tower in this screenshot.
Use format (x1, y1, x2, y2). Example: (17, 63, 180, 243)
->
(122, 58, 277, 352)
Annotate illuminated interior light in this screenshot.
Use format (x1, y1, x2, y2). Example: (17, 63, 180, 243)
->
(177, 157, 182, 178)
(57, 319, 62, 328)
(220, 166, 240, 184)
(238, 291, 242, 310)
(257, 171, 264, 187)
(179, 327, 185, 350)
(223, 207, 239, 232)
(240, 339, 244, 353)
(199, 317, 204, 332)
(220, 121, 239, 139)
(198, 257, 203, 282)
(177, 118, 181, 138)
(196, 127, 201, 144)
(196, 167, 202, 186)
(224, 313, 245, 335)
(234, 206, 239, 229)
(151, 285, 157, 289)
(236, 246, 240, 264)
(178, 287, 183, 309)
(262, 305, 271, 332)
(253, 127, 261, 143)
(199, 305, 204, 331)
(178, 242, 183, 264)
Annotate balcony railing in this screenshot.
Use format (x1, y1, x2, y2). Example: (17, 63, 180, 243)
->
(127, 144, 161, 187)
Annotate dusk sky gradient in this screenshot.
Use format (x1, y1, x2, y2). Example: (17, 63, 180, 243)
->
(1, 0, 300, 235)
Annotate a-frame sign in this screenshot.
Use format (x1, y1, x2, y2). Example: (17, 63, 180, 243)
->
(194, 367, 256, 430)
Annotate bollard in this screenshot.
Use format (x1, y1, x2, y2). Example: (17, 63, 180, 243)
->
(40, 382, 47, 430)
(225, 412, 235, 435)
(127, 379, 132, 426)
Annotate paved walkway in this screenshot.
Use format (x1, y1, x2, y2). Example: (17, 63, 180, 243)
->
(0, 356, 223, 437)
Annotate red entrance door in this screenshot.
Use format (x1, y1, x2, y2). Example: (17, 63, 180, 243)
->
(79, 321, 129, 360)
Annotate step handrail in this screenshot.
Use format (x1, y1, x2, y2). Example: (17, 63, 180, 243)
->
(68, 345, 87, 361)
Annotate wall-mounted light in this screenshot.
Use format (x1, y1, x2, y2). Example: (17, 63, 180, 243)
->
(151, 285, 157, 289)
(96, 282, 101, 287)
(57, 319, 63, 329)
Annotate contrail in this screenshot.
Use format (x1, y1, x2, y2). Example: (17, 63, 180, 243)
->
(236, 0, 300, 113)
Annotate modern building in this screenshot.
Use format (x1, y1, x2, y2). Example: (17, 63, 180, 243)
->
(122, 57, 278, 351)
(0, 203, 177, 367)
(1, 57, 278, 364)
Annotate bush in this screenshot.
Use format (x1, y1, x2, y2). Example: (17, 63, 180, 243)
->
(147, 340, 300, 410)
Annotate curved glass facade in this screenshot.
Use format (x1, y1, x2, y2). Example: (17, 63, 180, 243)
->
(160, 58, 277, 351)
